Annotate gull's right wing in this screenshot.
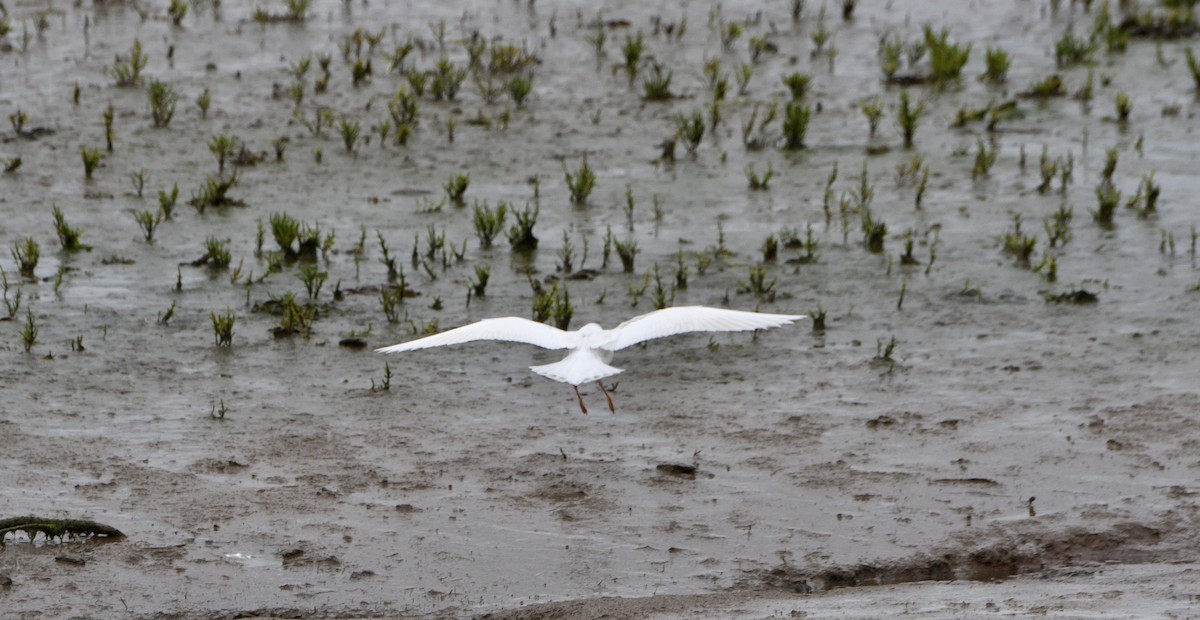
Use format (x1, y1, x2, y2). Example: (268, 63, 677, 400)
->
(376, 317, 578, 353)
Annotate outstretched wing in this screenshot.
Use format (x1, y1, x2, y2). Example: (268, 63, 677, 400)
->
(601, 306, 805, 351)
(376, 317, 578, 353)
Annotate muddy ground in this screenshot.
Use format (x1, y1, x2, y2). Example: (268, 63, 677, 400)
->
(2, 0, 1200, 618)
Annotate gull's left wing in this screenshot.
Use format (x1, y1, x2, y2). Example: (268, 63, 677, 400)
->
(376, 317, 579, 353)
(600, 306, 805, 351)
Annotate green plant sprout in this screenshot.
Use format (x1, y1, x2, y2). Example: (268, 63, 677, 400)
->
(507, 203, 539, 251)
(210, 309, 235, 346)
(80, 147, 102, 179)
(860, 99, 884, 137)
(564, 157, 595, 205)
(1114, 91, 1132, 123)
(614, 238, 638, 273)
(158, 183, 180, 218)
(982, 47, 1010, 83)
(443, 173, 469, 205)
(338, 114, 361, 152)
(781, 101, 810, 150)
(1186, 48, 1200, 89)
(782, 72, 811, 99)
(134, 209, 164, 243)
(12, 238, 39, 279)
(746, 163, 774, 190)
(1001, 214, 1036, 266)
(52, 206, 87, 252)
(147, 80, 178, 128)
(1093, 184, 1121, 229)
(738, 265, 776, 299)
(675, 110, 705, 155)
(21, 308, 37, 353)
(924, 25, 971, 84)
(111, 39, 148, 87)
(897, 90, 925, 148)
(972, 138, 998, 178)
(861, 208, 887, 253)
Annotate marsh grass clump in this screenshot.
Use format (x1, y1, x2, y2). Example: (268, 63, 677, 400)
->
(1185, 48, 1200, 89)
(1114, 91, 1133, 123)
(1022, 75, 1068, 100)
(1001, 214, 1037, 266)
(761, 234, 779, 263)
(746, 163, 774, 190)
(190, 172, 242, 212)
(924, 25, 971, 84)
(642, 62, 674, 101)
(982, 46, 1011, 83)
(621, 31, 645, 82)
(896, 91, 925, 148)
(506, 74, 533, 107)
(208, 135, 236, 176)
(202, 237, 232, 269)
(472, 201, 508, 249)
(298, 264, 327, 300)
(564, 157, 595, 205)
(1054, 29, 1097, 67)
(111, 39, 148, 87)
(614, 238, 639, 273)
(8, 108, 27, 136)
(379, 285, 405, 323)
(1093, 185, 1121, 229)
(742, 100, 778, 151)
(860, 98, 884, 137)
(738, 265, 776, 300)
(210, 309, 235, 347)
(506, 203, 539, 251)
(196, 88, 212, 119)
(781, 101, 811, 150)
(1044, 203, 1074, 247)
(21, 308, 37, 353)
(147, 80, 178, 128)
(80, 147, 102, 179)
(11, 238, 39, 279)
(443, 173, 469, 205)
(158, 183, 180, 218)
(469, 264, 490, 298)
(52, 206, 87, 253)
(1043, 288, 1098, 305)
(1100, 146, 1119, 184)
(134, 209, 164, 243)
(1132, 172, 1161, 218)
(972, 138, 998, 178)
(430, 57, 467, 100)
(785, 223, 821, 265)
(860, 209, 887, 253)
(675, 110, 705, 155)
(782, 72, 812, 99)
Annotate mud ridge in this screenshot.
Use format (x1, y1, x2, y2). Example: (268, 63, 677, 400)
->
(745, 519, 1172, 593)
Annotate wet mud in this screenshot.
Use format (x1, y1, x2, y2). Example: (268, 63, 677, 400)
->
(2, 0, 1200, 618)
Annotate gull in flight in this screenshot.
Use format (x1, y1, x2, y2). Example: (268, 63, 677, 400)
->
(376, 306, 804, 414)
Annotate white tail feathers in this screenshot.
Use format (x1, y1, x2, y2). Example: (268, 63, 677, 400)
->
(529, 348, 623, 386)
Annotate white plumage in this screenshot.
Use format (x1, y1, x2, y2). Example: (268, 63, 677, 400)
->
(376, 306, 805, 413)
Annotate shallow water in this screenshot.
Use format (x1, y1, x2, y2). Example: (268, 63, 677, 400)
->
(2, 0, 1200, 618)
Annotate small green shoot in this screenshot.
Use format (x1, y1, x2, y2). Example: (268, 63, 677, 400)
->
(12, 238, 39, 279)
(81, 147, 102, 179)
(564, 157, 595, 205)
(147, 80, 178, 128)
(210, 309, 235, 346)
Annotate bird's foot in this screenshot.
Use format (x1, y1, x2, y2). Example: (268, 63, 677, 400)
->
(573, 385, 588, 415)
(596, 380, 616, 414)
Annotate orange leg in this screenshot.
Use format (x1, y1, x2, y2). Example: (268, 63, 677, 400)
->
(596, 380, 616, 414)
(573, 385, 589, 415)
